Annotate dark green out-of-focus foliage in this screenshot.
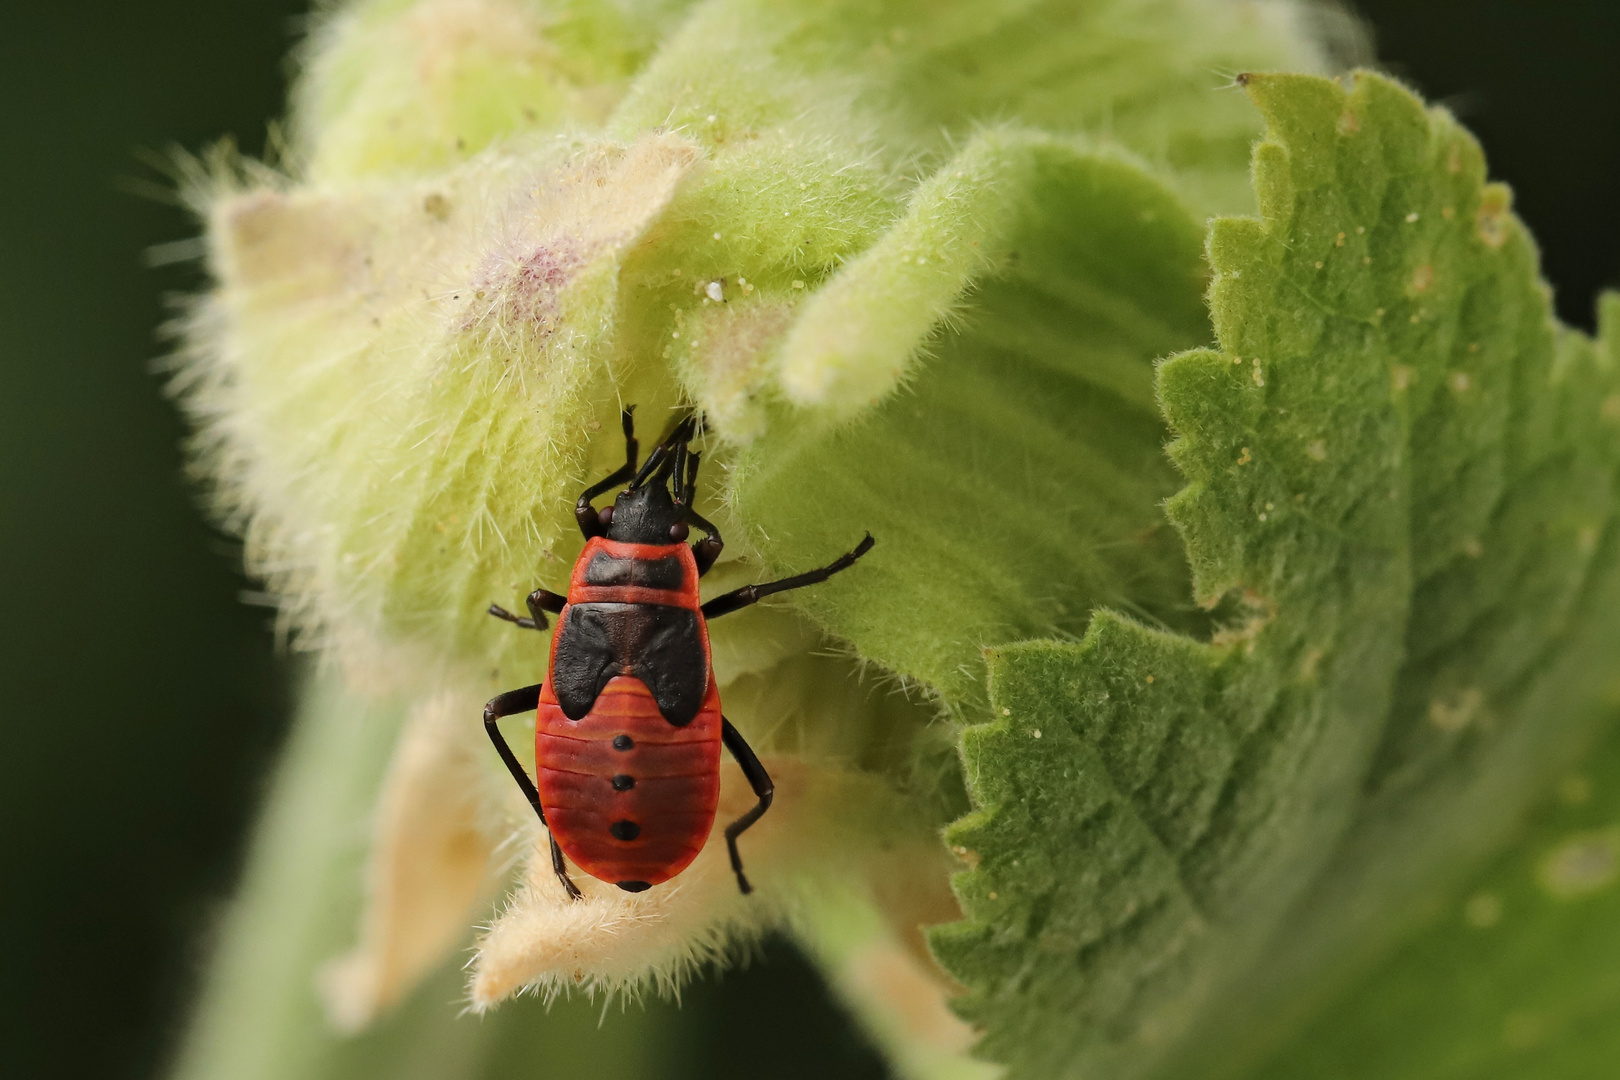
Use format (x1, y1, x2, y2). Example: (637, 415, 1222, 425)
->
(0, 4, 1615, 1080)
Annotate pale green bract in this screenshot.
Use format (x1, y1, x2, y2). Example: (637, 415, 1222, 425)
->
(170, 2, 1620, 1079)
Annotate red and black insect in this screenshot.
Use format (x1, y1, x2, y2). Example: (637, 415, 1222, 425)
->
(483, 410, 873, 898)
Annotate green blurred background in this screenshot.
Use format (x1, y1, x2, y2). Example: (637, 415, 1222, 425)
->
(0, 3, 1615, 1079)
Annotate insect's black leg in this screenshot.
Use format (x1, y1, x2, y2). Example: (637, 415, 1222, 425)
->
(673, 442, 723, 573)
(682, 449, 701, 506)
(669, 438, 689, 508)
(575, 407, 639, 539)
(626, 414, 696, 489)
(701, 534, 874, 619)
(550, 834, 583, 902)
(527, 587, 566, 621)
(686, 506, 724, 576)
(488, 587, 566, 630)
(483, 684, 583, 901)
(484, 685, 545, 818)
(720, 718, 774, 896)
(487, 604, 539, 629)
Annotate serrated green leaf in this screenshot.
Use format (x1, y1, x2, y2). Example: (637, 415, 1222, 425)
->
(1196, 296, 1620, 1080)
(1250, 707, 1620, 1080)
(927, 72, 1620, 1080)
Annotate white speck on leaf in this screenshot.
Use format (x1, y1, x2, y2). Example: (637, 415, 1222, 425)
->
(1559, 776, 1593, 805)
(1464, 893, 1503, 928)
(1539, 828, 1620, 899)
(1428, 688, 1485, 732)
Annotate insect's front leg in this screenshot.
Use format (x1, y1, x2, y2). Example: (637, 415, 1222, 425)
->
(685, 508, 724, 575)
(488, 587, 566, 630)
(575, 407, 639, 539)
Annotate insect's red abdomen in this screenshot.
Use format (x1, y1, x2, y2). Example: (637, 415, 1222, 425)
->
(535, 538, 722, 888)
(536, 676, 721, 886)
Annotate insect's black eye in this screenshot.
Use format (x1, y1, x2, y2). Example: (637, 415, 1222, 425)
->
(597, 506, 614, 528)
(668, 522, 689, 542)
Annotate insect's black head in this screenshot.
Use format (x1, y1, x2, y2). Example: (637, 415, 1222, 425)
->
(600, 416, 698, 545)
(605, 483, 681, 543)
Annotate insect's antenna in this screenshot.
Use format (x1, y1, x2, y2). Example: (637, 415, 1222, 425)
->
(653, 411, 694, 447)
(627, 414, 694, 489)
(682, 451, 701, 506)
(650, 432, 684, 488)
(628, 444, 670, 489)
(670, 437, 689, 507)
(620, 407, 639, 472)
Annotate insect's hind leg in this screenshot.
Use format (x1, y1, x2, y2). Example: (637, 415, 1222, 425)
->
(701, 534, 874, 619)
(549, 834, 579, 900)
(484, 685, 583, 901)
(720, 718, 774, 895)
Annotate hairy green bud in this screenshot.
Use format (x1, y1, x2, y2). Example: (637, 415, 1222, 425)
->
(172, 6, 1620, 1080)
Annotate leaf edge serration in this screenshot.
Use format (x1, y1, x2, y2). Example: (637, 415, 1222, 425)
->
(926, 67, 1620, 1080)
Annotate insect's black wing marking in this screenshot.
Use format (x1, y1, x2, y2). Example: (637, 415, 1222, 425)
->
(550, 605, 620, 720)
(551, 602, 707, 724)
(635, 605, 707, 726)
